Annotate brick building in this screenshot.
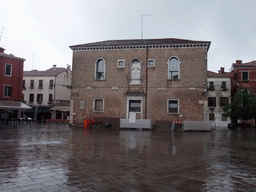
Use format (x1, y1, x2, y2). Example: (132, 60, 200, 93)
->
(229, 60, 256, 97)
(70, 38, 211, 127)
(0, 47, 31, 119)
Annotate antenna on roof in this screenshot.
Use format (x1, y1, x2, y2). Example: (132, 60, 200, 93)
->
(141, 14, 150, 39)
(0, 27, 6, 42)
(32, 53, 36, 70)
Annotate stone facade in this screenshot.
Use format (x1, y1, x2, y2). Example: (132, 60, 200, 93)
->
(205, 69, 231, 128)
(70, 38, 211, 127)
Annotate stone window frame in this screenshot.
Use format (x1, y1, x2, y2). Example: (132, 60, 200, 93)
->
(167, 99, 179, 114)
(95, 58, 106, 81)
(117, 59, 125, 68)
(147, 59, 155, 67)
(167, 56, 180, 80)
(130, 58, 142, 85)
(5, 63, 12, 76)
(3, 85, 12, 97)
(242, 71, 249, 81)
(93, 98, 104, 112)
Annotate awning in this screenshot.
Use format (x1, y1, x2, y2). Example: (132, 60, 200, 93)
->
(0, 100, 32, 110)
(50, 106, 70, 112)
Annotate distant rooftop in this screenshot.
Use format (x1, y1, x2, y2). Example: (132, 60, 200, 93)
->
(208, 67, 230, 77)
(231, 60, 256, 69)
(70, 38, 211, 50)
(24, 65, 67, 76)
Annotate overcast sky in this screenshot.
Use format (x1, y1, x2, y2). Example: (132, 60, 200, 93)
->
(1, 0, 256, 73)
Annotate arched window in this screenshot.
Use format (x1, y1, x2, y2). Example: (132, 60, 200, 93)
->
(168, 57, 180, 80)
(130, 59, 142, 85)
(95, 59, 105, 80)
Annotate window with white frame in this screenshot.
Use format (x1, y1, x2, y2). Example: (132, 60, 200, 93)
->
(148, 59, 155, 67)
(93, 98, 104, 112)
(4, 85, 12, 97)
(5, 64, 12, 76)
(95, 59, 105, 80)
(117, 60, 125, 68)
(168, 99, 179, 114)
(130, 59, 142, 85)
(168, 57, 179, 80)
(242, 71, 249, 81)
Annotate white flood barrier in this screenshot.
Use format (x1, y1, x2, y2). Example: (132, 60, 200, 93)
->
(183, 121, 211, 132)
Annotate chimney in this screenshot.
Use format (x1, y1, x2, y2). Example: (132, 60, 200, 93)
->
(53, 64, 56, 71)
(236, 60, 242, 64)
(0, 47, 5, 53)
(220, 67, 224, 74)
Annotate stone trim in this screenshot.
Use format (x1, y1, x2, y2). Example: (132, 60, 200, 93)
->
(71, 43, 210, 51)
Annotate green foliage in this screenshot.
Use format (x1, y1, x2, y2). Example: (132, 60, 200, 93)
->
(223, 87, 256, 121)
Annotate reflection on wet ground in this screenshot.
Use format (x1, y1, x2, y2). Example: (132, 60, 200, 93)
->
(0, 124, 256, 191)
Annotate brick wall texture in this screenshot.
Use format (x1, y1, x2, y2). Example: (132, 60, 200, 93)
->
(71, 44, 209, 127)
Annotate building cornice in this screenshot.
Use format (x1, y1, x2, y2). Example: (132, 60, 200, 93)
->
(70, 43, 210, 51)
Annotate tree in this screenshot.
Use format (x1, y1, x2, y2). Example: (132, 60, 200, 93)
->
(223, 87, 256, 122)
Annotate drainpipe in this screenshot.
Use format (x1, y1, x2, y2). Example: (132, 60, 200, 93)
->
(145, 46, 149, 119)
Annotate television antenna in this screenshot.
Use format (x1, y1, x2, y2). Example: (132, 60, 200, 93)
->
(141, 14, 150, 39)
(0, 27, 6, 42)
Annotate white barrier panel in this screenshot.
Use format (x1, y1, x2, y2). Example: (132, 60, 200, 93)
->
(183, 121, 211, 131)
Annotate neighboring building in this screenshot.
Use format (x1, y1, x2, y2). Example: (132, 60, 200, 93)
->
(70, 38, 211, 127)
(229, 60, 256, 97)
(0, 47, 31, 119)
(205, 68, 231, 127)
(23, 65, 71, 121)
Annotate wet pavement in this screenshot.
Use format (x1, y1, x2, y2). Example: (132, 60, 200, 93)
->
(0, 124, 256, 192)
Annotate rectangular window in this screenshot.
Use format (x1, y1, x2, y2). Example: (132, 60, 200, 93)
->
(209, 81, 214, 90)
(221, 81, 227, 90)
(234, 73, 237, 81)
(22, 94, 25, 101)
(168, 99, 179, 114)
(23, 80, 26, 90)
(221, 114, 227, 121)
(37, 94, 43, 103)
(29, 94, 34, 103)
(30, 80, 34, 89)
(48, 94, 53, 104)
(117, 60, 125, 68)
(148, 59, 155, 67)
(38, 80, 43, 89)
(209, 113, 215, 121)
(242, 71, 249, 81)
(129, 100, 141, 112)
(220, 97, 228, 107)
(3, 85, 12, 97)
(94, 98, 104, 112)
(5, 64, 12, 76)
(208, 97, 216, 107)
(49, 80, 54, 89)
(79, 100, 85, 109)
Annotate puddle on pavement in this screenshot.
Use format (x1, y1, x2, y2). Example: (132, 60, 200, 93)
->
(0, 124, 256, 191)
